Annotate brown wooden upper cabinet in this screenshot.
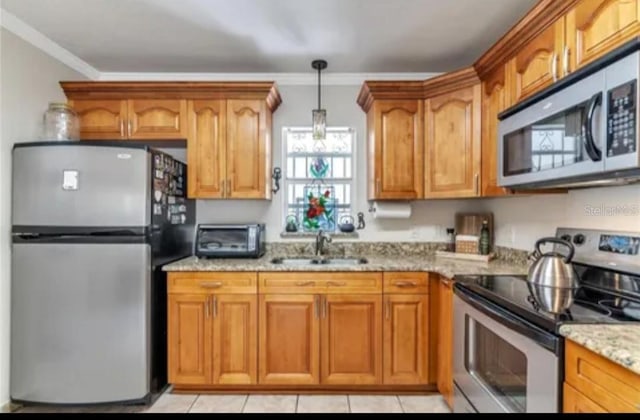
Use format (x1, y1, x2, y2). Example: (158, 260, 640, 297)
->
(424, 84, 482, 198)
(187, 99, 272, 199)
(566, 0, 640, 72)
(62, 82, 282, 200)
(366, 99, 424, 200)
(481, 64, 512, 197)
(504, 0, 640, 105)
(507, 20, 565, 104)
(69, 100, 128, 140)
(68, 98, 187, 140)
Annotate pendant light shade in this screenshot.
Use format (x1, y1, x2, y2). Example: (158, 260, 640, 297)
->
(311, 59, 328, 140)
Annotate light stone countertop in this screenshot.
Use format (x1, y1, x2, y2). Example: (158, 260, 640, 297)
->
(559, 324, 640, 375)
(162, 254, 529, 279)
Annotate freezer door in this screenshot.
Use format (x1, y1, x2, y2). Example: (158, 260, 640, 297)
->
(11, 242, 151, 404)
(12, 144, 150, 228)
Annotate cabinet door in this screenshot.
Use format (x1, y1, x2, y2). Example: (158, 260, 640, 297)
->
(368, 100, 424, 200)
(481, 64, 512, 197)
(187, 100, 226, 198)
(508, 20, 565, 104)
(566, 0, 640, 72)
(383, 294, 429, 385)
(127, 99, 188, 139)
(70, 99, 127, 140)
(258, 294, 320, 384)
(424, 85, 482, 198)
(321, 294, 382, 385)
(226, 100, 270, 199)
(168, 294, 212, 385)
(437, 278, 454, 408)
(212, 294, 257, 385)
(564, 383, 608, 413)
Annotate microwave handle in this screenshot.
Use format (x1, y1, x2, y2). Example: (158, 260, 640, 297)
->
(583, 92, 603, 162)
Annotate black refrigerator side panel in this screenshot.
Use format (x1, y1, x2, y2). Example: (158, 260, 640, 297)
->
(149, 151, 195, 263)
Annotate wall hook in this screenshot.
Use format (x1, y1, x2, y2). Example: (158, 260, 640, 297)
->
(272, 167, 282, 194)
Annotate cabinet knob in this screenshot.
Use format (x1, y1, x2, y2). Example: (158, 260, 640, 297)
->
(120, 120, 125, 137)
(127, 120, 132, 137)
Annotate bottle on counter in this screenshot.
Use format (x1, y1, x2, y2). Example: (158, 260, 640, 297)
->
(479, 220, 490, 255)
(446, 228, 456, 252)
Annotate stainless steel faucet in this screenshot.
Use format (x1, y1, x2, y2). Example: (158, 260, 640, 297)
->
(315, 229, 332, 256)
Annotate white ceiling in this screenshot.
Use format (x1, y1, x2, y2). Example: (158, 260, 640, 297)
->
(1, 0, 538, 73)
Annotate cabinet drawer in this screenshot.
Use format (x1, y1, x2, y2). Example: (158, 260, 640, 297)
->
(383, 272, 429, 294)
(168, 272, 257, 294)
(565, 340, 640, 413)
(258, 272, 382, 294)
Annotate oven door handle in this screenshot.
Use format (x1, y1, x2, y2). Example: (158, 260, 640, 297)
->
(454, 284, 561, 355)
(583, 92, 603, 162)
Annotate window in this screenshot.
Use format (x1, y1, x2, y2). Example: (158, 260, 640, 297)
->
(283, 127, 355, 232)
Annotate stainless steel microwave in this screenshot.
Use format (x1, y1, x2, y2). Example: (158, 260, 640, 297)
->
(498, 47, 640, 189)
(194, 224, 266, 258)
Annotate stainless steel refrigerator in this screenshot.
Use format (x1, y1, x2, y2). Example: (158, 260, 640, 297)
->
(10, 142, 195, 405)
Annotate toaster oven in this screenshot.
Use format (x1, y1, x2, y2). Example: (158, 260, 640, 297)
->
(194, 224, 266, 258)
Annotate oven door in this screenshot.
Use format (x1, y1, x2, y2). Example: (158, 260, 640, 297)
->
(498, 69, 606, 188)
(453, 287, 561, 413)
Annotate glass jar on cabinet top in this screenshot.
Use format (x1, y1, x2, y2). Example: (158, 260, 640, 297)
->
(42, 102, 80, 141)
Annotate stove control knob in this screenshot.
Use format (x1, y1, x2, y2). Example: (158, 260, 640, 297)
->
(573, 234, 585, 245)
(560, 234, 572, 242)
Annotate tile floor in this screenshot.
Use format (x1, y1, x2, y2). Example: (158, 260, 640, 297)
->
(16, 390, 451, 413)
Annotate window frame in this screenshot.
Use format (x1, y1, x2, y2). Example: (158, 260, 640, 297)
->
(281, 126, 357, 233)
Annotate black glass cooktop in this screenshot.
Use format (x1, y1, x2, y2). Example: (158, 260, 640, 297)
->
(454, 275, 640, 333)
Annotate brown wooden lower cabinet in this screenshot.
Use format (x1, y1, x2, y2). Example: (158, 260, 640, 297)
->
(563, 383, 607, 413)
(168, 293, 212, 385)
(322, 294, 382, 385)
(258, 294, 320, 385)
(168, 293, 257, 386)
(169, 271, 436, 390)
(564, 340, 640, 413)
(436, 276, 454, 408)
(383, 294, 429, 385)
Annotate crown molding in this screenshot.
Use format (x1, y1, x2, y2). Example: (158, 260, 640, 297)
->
(0, 8, 100, 80)
(357, 66, 479, 112)
(98, 72, 440, 86)
(61, 81, 283, 111)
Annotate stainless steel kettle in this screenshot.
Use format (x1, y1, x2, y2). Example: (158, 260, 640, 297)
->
(528, 237, 579, 288)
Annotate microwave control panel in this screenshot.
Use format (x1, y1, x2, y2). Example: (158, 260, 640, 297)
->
(607, 79, 637, 157)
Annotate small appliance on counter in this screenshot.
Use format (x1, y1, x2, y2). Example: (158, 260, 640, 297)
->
(195, 223, 266, 258)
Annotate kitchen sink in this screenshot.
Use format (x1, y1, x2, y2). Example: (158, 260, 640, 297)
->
(270, 257, 368, 265)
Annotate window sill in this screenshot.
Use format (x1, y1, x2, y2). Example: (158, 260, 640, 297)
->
(280, 231, 359, 239)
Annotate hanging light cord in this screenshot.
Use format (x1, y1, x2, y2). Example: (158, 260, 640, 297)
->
(317, 66, 322, 110)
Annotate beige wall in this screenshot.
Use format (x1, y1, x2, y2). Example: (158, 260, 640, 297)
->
(0, 28, 87, 407)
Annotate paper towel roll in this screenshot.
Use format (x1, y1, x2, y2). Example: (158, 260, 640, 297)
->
(372, 201, 412, 219)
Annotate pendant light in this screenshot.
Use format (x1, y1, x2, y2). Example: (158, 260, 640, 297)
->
(311, 59, 328, 140)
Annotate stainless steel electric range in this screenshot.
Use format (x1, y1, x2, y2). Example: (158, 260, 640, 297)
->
(452, 227, 640, 413)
